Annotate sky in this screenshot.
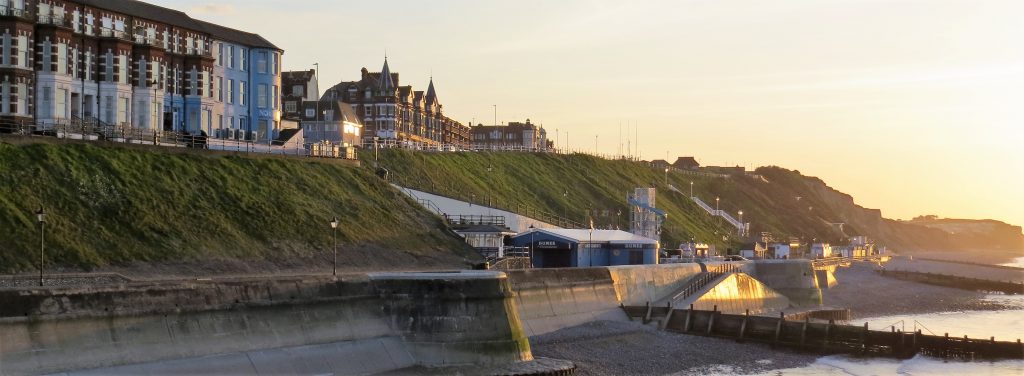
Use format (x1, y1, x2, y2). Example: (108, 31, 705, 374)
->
(153, 0, 1024, 228)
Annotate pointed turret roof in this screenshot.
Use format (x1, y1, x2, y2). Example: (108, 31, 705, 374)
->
(378, 58, 395, 93)
(425, 77, 438, 105)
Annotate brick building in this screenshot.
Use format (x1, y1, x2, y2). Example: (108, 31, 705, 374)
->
(470, 119, 550, 150)
(320, 58, 470, 148)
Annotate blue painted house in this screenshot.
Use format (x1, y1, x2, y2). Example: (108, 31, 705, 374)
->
(511, 229, 659, 268)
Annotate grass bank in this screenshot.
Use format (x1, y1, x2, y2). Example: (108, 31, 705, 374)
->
(0, 140, 474, 274)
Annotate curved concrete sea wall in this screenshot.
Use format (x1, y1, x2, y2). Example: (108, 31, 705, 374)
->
(608, 263, 704, 306)
(751, 260, 823, 307)
(689, 273, 790, 314)
(505, 263, 706, 336)
(0, 272, 530, 376)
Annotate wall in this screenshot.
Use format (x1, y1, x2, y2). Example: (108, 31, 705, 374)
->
(0, 272, 529, 376)
(399, 187, 558, 232)
(505, 263, 705, 336)
(689, 273, 790, 314)
(750, 260, 823, 307)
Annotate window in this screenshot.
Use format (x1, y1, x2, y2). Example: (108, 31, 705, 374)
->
(272, 53, 279, 74)
(285, 101, 296, 112)
(226, 46, 234, 69)
(227, 79, 234, 104)
(324, 110, 333, 122)
(216, 43, 223, 66)
(216, 77, 223, 101)
(257, 51, 267, 73)
(239, 50, 246, 71)
(239, 81, 246, 105)
(305, 108, 315, 118)
(292, 85, 303, 96)
(257, 84, 267, 108)
(272, 85, 278, 109)
(118, 97, 129, 124)
(56, 44, 67, 74)
(56, 89, 67, 119)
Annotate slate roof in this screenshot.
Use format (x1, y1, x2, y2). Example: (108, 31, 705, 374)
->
(75, 0, 280, 50)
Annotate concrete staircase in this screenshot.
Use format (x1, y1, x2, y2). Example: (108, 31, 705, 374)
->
(691, 196, 748, 235)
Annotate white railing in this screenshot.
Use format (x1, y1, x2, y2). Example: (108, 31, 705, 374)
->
(692, 196, 747, 234)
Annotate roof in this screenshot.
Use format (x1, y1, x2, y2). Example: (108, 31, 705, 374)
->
(282, 70, 315, 82)
(454, 225, 515, 234)
(673, 157, 700, 167)
(192, 19, 281, 51)
(518, 229, 657, 245)
(76, 0, 281, 51)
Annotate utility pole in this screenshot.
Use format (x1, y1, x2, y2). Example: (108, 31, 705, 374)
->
(492, 104, 497, 126)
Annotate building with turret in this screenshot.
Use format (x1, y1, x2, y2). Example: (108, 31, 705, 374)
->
(320, 58, 470, 148)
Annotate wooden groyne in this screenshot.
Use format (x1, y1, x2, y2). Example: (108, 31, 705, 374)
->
(878, 269, 1024, 295)
(634, 307, 1023, 360)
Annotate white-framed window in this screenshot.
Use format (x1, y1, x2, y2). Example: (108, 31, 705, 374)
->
(292, 85, 303, 96)
(226, 45, 234, 69)
(216, 77, 223, 101)
(227, 79, 234, 104)
(239, 49, 246, 71)
(272, 85, 278, 109)
(257, 84, 267, 108)
(257, 51, 267, 73)
(239, 81, 246, 105)
(305, 108, 314, 118)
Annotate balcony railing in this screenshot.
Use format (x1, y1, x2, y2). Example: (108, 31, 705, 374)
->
(37, 14, 70, 27)
(133, 35, 160, 46)
(0, 6, 32, 20)
(99, 27, 131, 41)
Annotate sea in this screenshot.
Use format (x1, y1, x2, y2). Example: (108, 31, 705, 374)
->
(743, 294, 1024, 375)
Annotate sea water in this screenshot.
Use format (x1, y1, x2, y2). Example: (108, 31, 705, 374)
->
(749, 294, 1024, 375)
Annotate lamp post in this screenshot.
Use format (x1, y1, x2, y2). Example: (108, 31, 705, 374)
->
(529, 224, 536, 268)
(715, 197, 721, 226)
(689, 181, 694, 198)
(738, 210, 744, 236)
(487, 165, 493, 216)
(664, 167, 669, 185)
(562, 190, 568, 227)
(35, 208, 45, 287)
(330, 217, 339, 276)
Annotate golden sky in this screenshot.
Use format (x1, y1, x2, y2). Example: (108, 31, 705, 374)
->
(161, 0, 1024, 227)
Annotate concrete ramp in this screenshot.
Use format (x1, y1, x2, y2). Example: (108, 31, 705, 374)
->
(687, 273, 790, 315)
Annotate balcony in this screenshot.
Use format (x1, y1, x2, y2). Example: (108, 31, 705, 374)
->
(99, 27, 132, 41)
(38, 14, 71, 28)
(0, 6, 33, 21)
(133, 35, 161, 47)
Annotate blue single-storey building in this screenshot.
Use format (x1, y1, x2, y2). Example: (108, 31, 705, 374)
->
(510, 229, 659, 268)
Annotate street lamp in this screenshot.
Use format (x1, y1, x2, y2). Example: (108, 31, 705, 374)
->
(529, 224, 536, 268)
(715, 197, 721, 225)
(562, 190, 568, 227)
(738, 210, 744, 236)
(664, 167, 669, 185)
(35, 208, 45, 287)
(330, 217, 339, 276)
(689, 181, 694, 198)
(487, 165, 493, 215)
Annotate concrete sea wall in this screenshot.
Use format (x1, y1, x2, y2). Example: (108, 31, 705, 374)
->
(884, 257, 1024, 283)
(506, 263, 707, 336)
(751, 260, 822, 307)
(689, 273, 791, 314)
(0, 272, 529, 376)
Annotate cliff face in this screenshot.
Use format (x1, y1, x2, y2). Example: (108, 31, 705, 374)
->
(749, 167, 1022, 252)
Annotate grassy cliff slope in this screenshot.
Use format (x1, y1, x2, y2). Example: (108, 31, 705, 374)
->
(0, 141, 474, 274)
(371, 150, 1021, 253)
